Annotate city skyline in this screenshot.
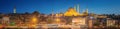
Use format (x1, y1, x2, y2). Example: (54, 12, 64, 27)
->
(0, 0, 120, 29)
(0, 0, 120, 14)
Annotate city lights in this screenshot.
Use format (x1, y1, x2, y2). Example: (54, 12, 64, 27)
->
(32, 17, 37, 23)
(0, 0, 120, 29)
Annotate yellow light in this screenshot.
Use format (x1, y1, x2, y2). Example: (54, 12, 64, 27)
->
(32, 17, 37, 22)
(64, 8, 80, 16)
(56, 18, 60, 22)
(30, 16, 37, 27)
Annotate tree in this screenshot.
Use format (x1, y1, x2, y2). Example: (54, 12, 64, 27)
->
(9, 21, 16, 26)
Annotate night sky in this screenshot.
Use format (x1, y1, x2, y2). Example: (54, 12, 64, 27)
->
(0, 0, 120, 14)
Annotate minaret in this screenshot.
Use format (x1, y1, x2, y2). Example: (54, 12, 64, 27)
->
(85, 8, 88, 13)
(86, 5, 88, 14)
(13, 6, 16, 13)
(74, 5, 76, 11)
(52, 9, 54, 16)
(77, 4, 80, 13)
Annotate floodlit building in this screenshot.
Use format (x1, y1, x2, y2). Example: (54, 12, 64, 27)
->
(107, 19, 116, 26)
(2, 16, 9, 21)
(64, 8, 80, 16)
(72, 17, 87, 25)
(2, 16, 10, 26)
(64, 5, 88, 16)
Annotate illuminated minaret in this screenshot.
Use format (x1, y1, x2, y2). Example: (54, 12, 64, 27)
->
(77, 4, 80, 13)
(74, 4, 80, 13)
(85, 5, 89, 14)
(74, 5, 76, 11)
(13, 6, 16, 13)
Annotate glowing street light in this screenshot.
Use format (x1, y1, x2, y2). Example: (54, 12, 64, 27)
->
(32, 17, 37, 23)
(56, 18, 60, 22)
(30, 16, 37, 27)
(54, 18, 61, 24)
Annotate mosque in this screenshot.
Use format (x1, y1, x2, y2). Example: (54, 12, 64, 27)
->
(55, 4, 89, 17)
(53, 5, 90, 28)
(64, 7, 88, 16)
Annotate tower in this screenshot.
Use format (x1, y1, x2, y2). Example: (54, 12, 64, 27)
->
(74, 5, 76, 11)
(77, 4, 80, 13)
(13, 6, 16, 13)
(74, 4, 80, 13)
(52, 9, 54, 16)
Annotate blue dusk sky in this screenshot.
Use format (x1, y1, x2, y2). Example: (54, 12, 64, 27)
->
(0, 0, 120, 14)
